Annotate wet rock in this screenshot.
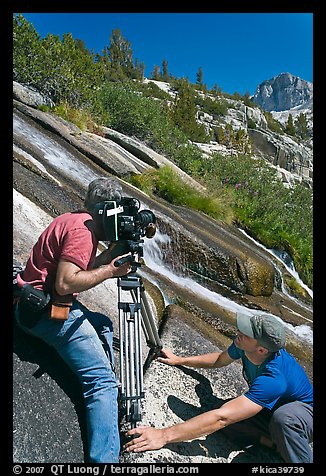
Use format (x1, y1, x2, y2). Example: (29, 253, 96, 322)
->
(156, 210, 275, 297)
(13, 103, 150, 178)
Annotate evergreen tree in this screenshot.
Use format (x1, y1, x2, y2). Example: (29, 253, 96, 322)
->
(162, 59, 169, 81)
(295, 113, 309, 140)
(151, 65, 161, 80)
(13, 13, 42, 85)
(243, 90, 254, 106)
(224, 124, 235, 148)
(285, 113, 296, 136)
(107, 28, 134, 80)
(13, 14, 105, 108)
(196, 66, 203, 87)
(134, 58, 145, 80)
(171, 78, 209, 141)
(211, 83, 222, 96)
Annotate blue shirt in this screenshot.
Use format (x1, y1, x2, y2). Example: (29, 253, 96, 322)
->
(227, 341, 313, 411)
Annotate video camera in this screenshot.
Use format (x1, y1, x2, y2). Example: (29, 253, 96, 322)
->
(94, 197, 156, 269)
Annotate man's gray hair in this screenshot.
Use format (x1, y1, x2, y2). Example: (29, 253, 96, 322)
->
(84, 177, 123, 212)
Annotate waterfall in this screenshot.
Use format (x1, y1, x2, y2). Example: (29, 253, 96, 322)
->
(14, 113, 98, 186)
(238, 228, 313, 299)
(142, 228, 313, 345)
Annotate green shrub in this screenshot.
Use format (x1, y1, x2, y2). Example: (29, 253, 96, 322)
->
(194, 93, 228, 117)
(98, 81, 206, 171)
(202, 153, 313, 287)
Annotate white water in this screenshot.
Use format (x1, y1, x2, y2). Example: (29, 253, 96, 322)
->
(142, 229, 313, 345)
(238, 228, 313, 299)
(13, 144, 62, 185)
(14, 114, 98, 186)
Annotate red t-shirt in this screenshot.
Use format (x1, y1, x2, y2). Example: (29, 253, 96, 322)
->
(17, 211, 98, 293)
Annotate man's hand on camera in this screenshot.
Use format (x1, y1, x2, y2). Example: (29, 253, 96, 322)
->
(109, 253, 132, 277)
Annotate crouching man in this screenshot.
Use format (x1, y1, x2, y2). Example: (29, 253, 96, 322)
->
(124, 312, 313, 463)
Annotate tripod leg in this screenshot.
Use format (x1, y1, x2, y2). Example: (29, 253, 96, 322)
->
(130, 287, 162, 351)
(134, 292, 143, 397)
(118, 275, 160, 430)
(118, 279, 144, 429)
(119, 304, 125, 398)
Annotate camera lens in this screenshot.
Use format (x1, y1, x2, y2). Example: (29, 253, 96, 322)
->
(138, 210, 156, 238)
(138, 210, 156, 226)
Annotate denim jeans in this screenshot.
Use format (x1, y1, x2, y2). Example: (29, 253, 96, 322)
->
(14, 300, 120, 463)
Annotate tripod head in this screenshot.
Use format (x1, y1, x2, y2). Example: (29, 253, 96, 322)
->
(111, 239, 144, 273)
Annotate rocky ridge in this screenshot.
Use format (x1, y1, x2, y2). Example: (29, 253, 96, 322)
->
(251, 72, 313, 112)
(147, 76, 313, 189)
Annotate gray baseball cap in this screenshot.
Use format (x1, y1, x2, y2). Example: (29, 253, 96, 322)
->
(236, 311, 286, 352)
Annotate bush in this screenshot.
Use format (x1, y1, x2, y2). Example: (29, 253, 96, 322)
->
(202, 153, 313, 287)
(98, 81, 205, 171)
(194, 93, 228, 117)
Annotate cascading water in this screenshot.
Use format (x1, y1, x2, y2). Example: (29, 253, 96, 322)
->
(239, 228, 313, 299)
(142, 228, 313, 345)
(14, 112, 98, 186)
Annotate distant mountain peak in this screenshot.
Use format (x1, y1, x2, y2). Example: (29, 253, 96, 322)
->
(251, 73, 313, 112)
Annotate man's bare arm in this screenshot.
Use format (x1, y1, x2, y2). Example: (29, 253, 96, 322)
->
(124, 396, 263, 453)
(55, 255, 131, 295)
(157, 348, 235, 369)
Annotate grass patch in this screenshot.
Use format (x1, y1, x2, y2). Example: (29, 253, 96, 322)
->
(52, 102, 101, 133)
(130, 166, 235, 224)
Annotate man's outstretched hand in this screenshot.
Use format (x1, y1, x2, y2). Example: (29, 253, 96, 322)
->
(124, 426, 168, 453)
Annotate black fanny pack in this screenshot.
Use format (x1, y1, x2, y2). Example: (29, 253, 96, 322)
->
(13, 265, 51, 313)
(19, 283, 51, 313)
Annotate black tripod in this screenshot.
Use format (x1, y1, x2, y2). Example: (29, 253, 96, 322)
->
(117, 273, 162, 430)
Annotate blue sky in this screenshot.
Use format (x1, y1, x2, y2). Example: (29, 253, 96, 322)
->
(20, 13, 313, 95)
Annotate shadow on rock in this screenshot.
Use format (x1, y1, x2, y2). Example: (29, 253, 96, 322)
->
(13, 319, 88, 460)
(165, 366, 282, 463)
(164, 365, 232, 459)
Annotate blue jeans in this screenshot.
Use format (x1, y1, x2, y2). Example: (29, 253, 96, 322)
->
(14, 301, 120, 463)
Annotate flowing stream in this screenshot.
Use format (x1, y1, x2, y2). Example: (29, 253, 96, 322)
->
(239, 228, 313, 299)
(142, 229, 313, 345)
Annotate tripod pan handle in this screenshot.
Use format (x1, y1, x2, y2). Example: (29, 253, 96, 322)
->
(114, 255, 132, 267)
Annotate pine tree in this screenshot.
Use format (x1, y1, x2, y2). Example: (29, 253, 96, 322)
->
(134, 58, 145, 80)
(151, 65, 161, 80)
(171, 78, 208, 141)
(13, 14, 42, 85)
(211, 83, 222, 96)
(285, 114, 296, 136)
(107, 28, 134, 80)
(295, 113, 309, 140)
(162, 59, 169, 81)
(196, 67, 203, 87)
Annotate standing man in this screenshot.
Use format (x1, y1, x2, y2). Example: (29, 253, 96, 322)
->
(125, 312, 313, 463)
(14, 177, 132, 463)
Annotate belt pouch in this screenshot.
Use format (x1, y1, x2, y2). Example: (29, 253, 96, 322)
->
(49, 291, 73, 321)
